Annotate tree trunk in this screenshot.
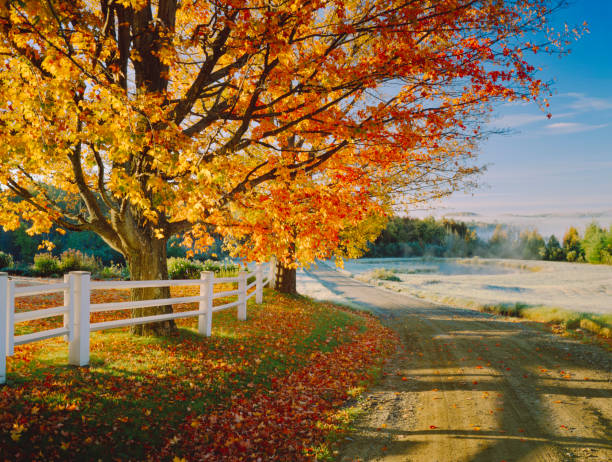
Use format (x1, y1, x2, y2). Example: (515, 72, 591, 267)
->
(127, 236, 177, 336)
(275, 261, 297, 295)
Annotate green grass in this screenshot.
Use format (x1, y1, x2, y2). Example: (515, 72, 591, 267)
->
(298, 306, 365, 354)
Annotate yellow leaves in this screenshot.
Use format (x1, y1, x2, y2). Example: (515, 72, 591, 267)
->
(115, 0, 148, 9)
(196, 168, 213, 184)
(156, 45, 177, 67)
(10, 422, 26, 442)
(37, 240, 55, 251)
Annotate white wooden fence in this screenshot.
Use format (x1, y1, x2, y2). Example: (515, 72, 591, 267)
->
(0, 262, 276, 384)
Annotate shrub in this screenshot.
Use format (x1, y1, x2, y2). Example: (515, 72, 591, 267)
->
(0, 251, 14, 269)
(59, 249, 101, 273)
(167, 257, 204, 280)
(95, 263, 127, 280)
(32, 253, 60, 277)
(370, 268, 401, 282)
(201, 259, 240, 277)
(167, 258, 241, 279)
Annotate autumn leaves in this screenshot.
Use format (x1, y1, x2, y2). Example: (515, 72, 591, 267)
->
(0, 1, 576, 280)
(2, 289, 397, 460)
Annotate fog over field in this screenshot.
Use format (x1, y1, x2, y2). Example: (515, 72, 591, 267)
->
(334, 258, 612, 315)
(420, 209, 612, 239)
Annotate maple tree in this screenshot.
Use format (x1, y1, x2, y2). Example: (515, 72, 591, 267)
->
(222, 137, 480, 293)
(0, 1, 576, 333)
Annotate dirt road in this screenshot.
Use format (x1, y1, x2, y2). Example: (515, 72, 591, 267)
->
(303, 265, 612, 462)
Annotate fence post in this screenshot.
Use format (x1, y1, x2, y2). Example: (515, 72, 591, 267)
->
(6, 279, 14, 357)
(238, 271, 247, 321)
(63, 273, 74, 342)
(199, 271, 214, 337)
(68, 272, 90, 367)
(0, 273, 7, 385)
(255, 263, 263, 304)
(268, 257, 276, 289)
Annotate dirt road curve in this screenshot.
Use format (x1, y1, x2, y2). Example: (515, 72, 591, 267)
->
(304, 265, 612, 462)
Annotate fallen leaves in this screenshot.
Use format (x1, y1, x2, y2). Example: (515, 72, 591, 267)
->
(1, 290, 398, 461)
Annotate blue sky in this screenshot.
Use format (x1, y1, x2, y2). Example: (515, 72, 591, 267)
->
(414, 1, 612, 235)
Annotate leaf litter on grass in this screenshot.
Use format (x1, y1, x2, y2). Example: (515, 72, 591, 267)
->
(1, 288, 398, 461)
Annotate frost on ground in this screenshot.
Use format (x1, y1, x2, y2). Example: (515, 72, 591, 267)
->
(338, 258, 612, 315)
(297, 265, 367, 311)
(297, 267, 344, 302)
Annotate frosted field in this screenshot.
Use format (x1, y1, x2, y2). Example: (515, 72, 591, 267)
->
(338, 258, 612, 315)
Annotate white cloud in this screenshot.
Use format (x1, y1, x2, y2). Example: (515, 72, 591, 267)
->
(492, 111, 575, 129)
(492, 113, 547, 128)
(545, 122, 608, 134)
(561, 92, 612, 111)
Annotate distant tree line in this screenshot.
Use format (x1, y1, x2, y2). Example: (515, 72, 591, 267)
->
(2, 216, 611, 274)
(366, 217, 612, 264)
(0, 225, 228, 276)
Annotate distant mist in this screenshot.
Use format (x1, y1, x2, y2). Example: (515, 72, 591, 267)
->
(448, 210, 612, 239)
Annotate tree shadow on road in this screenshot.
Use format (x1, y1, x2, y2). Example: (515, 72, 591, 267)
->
(306, 267, 612, 462)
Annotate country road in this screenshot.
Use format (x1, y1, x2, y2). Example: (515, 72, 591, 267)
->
(301, 264, 612, 462)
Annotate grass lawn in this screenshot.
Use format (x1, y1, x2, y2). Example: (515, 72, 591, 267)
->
(1, 287, 397, 461)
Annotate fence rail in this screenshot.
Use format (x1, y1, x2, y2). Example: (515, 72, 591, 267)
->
(1, 262, 275, 384)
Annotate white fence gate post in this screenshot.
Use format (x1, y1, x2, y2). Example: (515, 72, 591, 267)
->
(6, 279, 14, 357)
(268, 257, 276, 289)
(63, 273, 75, 342)
(68, 271, 90, 366)
(0, 273, 7, 385)
(255, 263, 263, 304)
(199, 271, 214, 337)
(238, 271, 247, 321)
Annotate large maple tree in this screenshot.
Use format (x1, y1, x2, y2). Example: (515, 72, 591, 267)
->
(0, 1, 574, 333)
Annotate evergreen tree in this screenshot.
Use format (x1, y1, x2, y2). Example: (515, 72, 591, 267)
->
(542, 235, 565, 261)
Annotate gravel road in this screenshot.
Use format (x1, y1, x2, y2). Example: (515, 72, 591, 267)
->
(302, 264, 612, 462)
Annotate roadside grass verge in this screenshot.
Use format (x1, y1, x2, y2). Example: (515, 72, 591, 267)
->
(364, 276, 611, 341)
(480, 303, 612, 338)
(1, 288, 398, 461)
(406, 289, 612, 340)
